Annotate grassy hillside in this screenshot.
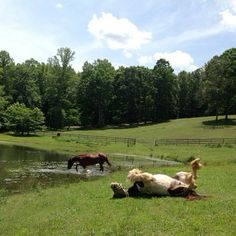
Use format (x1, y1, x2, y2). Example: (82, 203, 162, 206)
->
(66, 115, 236, 142)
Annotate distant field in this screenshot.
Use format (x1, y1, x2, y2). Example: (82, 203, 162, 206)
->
(65, 115, 236, 143)
(0, 115, 235, 165)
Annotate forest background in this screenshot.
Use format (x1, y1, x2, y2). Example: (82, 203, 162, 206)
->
(0, 47, 235, 134)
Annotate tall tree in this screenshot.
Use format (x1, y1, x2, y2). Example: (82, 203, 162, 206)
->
(9, 62, 41, 108)
(112, 66, 156, 124)
(44, 47, 77, 129)
(0, 85, 8, 130)
(153, 59, 178, 121)
(77, 59, 115, 127)
(0, 50, 14, 100)
(189, 68, 206, 117)
(177, 71, 191, 118)
(204, 48, 236, 120)
(177, 69, 205, 118)
(220, 48, 236, 119)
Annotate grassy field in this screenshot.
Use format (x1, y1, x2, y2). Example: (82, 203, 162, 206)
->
(0, 115, 236, 235)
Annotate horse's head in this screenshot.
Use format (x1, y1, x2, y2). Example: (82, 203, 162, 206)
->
(191, 158, 203, 170)
(67, 158, 74, 169)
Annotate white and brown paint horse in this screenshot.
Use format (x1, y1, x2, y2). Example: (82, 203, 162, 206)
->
(111, 168, 199, 199)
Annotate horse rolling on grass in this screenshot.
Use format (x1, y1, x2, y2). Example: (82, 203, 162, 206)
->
(111, 168, 204, 200)
(67, 152, 111, 172)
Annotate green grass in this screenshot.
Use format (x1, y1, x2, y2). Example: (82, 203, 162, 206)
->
(65, 115, 236, 142)
(0, 115, 236, 235)
(0, 165, 236, 236)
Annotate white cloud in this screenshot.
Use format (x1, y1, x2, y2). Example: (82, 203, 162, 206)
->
(87, 12, 152, 51)
(138, 50, 198, 73)
(153, 51, 196, 72)
(220, 9, 236, 30)
(218, 0, 236, 30)
(153, 1, 236, 49)
(56, 3, 63, 9)
(123, 50, 133, 58)
(138, 55, 153, 65)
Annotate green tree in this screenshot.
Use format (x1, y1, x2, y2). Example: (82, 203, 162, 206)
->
(5, 103, 45, 135)
(44, 47, 78, 129)
(176, 71, 190, 118)
(0, 85, 8, 130)
(153, 59, 178, 121)
(204, 48, 236, 120)
(177, 69, 205, 118)
(77, 59, 115, 127)
(64, 108, 80, 129)
(9, 62, 42, 108)
(112, 66, 155, 124)
(189, 68, 206, 117)
(0, 50, 15, 101)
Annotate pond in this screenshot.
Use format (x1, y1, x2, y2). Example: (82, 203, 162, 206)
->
(0, 143, 180, 195)
(0, 143, 108, 194)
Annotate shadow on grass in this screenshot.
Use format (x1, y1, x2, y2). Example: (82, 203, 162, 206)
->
(78, 120, 171, 131)
(5, 133, 41, 137)
(202, 118, 236, 127)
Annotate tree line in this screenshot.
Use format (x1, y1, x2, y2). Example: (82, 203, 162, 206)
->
(0, 47, 235, 134)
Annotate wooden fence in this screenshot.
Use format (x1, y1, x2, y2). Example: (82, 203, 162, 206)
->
(154, 138, 236, 145)
(51, 132, 236, 146)
(54, 133, 136, 147)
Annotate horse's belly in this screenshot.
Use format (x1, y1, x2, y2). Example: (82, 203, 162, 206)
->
(153, 174, 175, 186)
(140, 174, 186, 196)
(138, 174, 172, 196)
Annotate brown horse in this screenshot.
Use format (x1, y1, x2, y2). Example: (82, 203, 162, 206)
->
(67, 152, 111, 172)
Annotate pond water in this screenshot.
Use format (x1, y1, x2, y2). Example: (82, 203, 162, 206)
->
(0, 143, 180, 195)
(0, 143, 108, 194)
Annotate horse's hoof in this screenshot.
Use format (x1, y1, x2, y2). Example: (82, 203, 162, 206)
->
(110, 182, 129, 198)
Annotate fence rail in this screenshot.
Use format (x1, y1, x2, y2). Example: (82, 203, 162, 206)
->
(154, 138, 236, 145)
(53, 132, 136, 146)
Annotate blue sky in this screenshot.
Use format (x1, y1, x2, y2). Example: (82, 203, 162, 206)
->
(0, 0, 236, 73)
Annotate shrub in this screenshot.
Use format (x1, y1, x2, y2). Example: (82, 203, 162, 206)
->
(5, 102, 45, 135)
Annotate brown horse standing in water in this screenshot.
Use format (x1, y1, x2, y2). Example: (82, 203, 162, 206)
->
(67, 152, 111, 172)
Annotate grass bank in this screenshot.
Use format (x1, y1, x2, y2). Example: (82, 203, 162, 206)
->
(1, 165, 236, 235)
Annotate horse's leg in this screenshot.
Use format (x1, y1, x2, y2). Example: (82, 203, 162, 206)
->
(100, 163, 104, 172)
(127, 182, 143, 197)
(76, 164, 79, 172)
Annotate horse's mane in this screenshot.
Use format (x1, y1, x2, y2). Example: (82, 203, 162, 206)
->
(127, 168, 155, 183)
